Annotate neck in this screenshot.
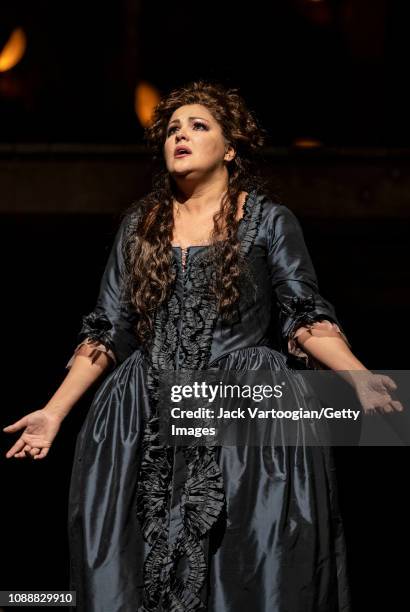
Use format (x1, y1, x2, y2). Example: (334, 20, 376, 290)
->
(172, 175, 229, 215)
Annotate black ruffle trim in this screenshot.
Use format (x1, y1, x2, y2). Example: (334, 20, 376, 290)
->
(136, 189, 264, 611)
(77, 311, 114, 352)
(279, 293, 321, 342)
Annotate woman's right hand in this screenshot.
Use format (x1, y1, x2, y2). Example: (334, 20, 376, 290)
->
(3, 409, 63, 460)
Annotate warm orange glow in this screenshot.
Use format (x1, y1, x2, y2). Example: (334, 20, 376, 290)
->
(293, 138, 323, 149)
(0, 28, 27, 72)
(135, 81, 161, 127)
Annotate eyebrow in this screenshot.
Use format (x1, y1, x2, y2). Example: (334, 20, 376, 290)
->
(167, 116, 210, 127)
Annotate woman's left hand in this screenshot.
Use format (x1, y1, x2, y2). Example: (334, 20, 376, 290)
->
(353, 372, 404, 415)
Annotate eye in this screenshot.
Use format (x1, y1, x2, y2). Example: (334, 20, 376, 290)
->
(166, 122, 208, 137)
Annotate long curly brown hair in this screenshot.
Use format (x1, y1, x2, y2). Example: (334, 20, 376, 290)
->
(122, 79, 271, 350)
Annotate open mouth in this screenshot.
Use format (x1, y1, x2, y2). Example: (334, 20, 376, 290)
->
(174, 148, 192, 157)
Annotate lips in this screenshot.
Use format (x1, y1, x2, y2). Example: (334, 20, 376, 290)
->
(174, 146, 192, 157)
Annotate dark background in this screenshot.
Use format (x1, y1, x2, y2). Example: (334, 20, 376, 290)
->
(1, 1, 409, 610)
(0, 0, 409, 146)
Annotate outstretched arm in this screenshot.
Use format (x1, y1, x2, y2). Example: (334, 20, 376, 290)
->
(4, 213, 140, 461)
(267, 203, 402, 414)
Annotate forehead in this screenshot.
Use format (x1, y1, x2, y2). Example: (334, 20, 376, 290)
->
(168, 104, 214, 124)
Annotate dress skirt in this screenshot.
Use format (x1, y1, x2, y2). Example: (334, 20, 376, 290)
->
(67, 345, 352, 612)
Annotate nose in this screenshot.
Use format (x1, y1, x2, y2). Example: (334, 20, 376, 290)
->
(176, 128, 188, 142)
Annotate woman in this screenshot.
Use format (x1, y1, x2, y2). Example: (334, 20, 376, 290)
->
(3, 81, 402, 612)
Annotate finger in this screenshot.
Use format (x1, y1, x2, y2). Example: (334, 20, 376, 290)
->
(18, 445, 32, 459)
(34, 448, 49, 460)
(5, 438, 26, 458)
(381, 376, 397, 391)
(29, 447, 41, 457)
(383, 400, 404, 413)
(23, 445, 34, 459)
(378, 394, 394, 410)
(2, 416, 29, 433)
(391, 400, 404, 412)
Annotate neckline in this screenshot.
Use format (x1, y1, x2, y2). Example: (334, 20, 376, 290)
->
(171, 189, 256, 250)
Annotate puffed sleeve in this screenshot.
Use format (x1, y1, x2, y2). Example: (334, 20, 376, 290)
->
(267, 203, 352, 369)
(65, 213, 139, 370)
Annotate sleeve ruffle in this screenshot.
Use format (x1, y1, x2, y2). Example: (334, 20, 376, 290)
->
(288, 318, 352, 370)
(65, 337, 117, 370)
(279, 294, 320, 340)
(77, 311, 114, 347)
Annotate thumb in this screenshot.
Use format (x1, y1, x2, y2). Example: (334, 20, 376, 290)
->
(3, 416, 29, 432)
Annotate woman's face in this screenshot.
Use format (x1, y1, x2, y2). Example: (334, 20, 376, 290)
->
(163, 103, 234, 181)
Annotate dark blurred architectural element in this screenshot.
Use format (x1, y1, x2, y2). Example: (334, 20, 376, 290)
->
(0, 143, 409, 217)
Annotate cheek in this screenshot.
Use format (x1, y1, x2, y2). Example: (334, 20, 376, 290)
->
(200, 136, 224, 157)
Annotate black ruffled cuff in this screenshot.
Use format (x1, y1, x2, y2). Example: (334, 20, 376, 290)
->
(279, 293, 320, 342)
(77, 311, 114, 349)
(278, 293, 352, 369)
(65, 311, 117, 370)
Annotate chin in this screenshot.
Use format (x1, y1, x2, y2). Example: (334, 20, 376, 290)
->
(172, 167, 198, 178)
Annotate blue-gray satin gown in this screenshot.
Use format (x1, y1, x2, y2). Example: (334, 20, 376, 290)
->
(67, 189, 352, 612)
